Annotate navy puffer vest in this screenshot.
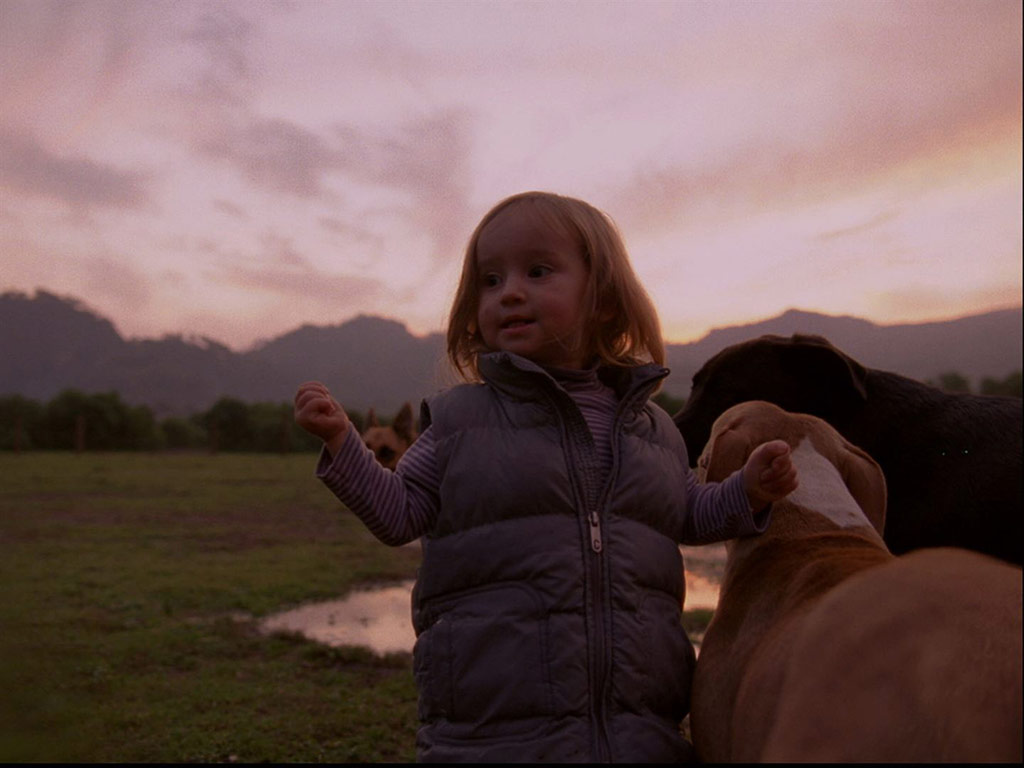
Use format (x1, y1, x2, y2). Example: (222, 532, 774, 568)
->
(412, 352, 696, 762)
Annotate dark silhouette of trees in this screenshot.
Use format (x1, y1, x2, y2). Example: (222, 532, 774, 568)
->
(928, 370, 1022, 396)
(0, 395, 45, 451)
(931, 371, 971, 393)
(652, 391, 686, 415)
(0, 391, 339, 452)
(0, 390, 158, 451)
(202, 397, 253, 452)
(43, 390, 160, 451)
(2, 371, 1019, 453)
(159, 416, 207, 450)
(981, 371, 1023, 397)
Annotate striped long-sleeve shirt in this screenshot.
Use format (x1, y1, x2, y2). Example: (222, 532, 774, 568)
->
(317, 365, 764, 546)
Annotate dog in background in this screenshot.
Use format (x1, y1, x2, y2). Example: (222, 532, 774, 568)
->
(362, 402, 417, 470)
(674, 334, 1022, 564)
(691, 400, 1022, 763)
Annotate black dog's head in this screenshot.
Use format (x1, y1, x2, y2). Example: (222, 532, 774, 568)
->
(674, 334, 869, 464)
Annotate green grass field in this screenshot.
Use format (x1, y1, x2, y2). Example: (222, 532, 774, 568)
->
(0, 451, 715, 762)
(0, 452, 423, 762)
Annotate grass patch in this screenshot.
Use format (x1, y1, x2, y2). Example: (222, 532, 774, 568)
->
(0, 452, 421, 762)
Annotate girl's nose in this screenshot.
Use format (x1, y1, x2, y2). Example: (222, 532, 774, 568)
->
(499, 275, 525, 303)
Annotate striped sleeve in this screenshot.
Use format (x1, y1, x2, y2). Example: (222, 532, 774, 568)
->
(680, 465, 770, 544)
(316, 425, 441, 546)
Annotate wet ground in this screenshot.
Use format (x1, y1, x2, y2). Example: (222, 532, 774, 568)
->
(260, 581, 418, 654)
(260, 543, 728, 655)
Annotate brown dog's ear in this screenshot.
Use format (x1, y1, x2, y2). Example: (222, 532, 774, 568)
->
(366, 408, 379, 428)
(393, 402, 416, 442)
(701, 425, 753, 484)
(839, 442, 887, 536)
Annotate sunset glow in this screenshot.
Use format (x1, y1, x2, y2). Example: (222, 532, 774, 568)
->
(1, 0, 1020, 350)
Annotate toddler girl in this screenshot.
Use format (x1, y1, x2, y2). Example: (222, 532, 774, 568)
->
(294, 191, 797, 762)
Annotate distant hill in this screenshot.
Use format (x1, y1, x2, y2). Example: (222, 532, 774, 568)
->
(1, 290, 1020, 416)
(0, 290, 450, 417)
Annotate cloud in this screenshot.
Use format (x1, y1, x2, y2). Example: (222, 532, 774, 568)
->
(0, 127, 151, 210)
(213, 198, 248, 219)
(196, 106, 477, 264)
(160, 3, 478, 262)
(81, 253, 153, 312)
(176, 2, 255, 109)
(332, 107, 477, 261)
(608, 89, 1019, 240)
(318, 216, 386, 250)
(815, 209, 901, 242)
(198, 117, 343, 198)
(604, 0, 1022, 237)
(0, 0, 139, 132)
(211, 233, 385, 305)
(217, 262, 382, 304)
(870, 282, 1024, 323)
(0, 236, 153, 330)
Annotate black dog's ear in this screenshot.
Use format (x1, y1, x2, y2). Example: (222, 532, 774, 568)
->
(782, 337, 868, 415)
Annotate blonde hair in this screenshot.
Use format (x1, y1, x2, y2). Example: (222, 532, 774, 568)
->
(447, 191, 664, 380)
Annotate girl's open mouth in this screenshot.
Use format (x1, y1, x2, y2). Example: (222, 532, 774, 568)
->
(502, 318, 534, 329)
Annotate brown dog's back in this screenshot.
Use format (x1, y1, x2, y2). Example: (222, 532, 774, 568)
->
(757, 548, 1022, 762)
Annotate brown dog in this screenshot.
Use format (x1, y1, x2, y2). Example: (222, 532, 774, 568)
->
(362, 402, 417, 470)
(690, 400, 1022, 763)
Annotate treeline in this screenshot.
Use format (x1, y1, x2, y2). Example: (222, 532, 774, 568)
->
(1, 371, 1019, 452)
(0, 390, 372, 453)
(926, 370, 1022, 397)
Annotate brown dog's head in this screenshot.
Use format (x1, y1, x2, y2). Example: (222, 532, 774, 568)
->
(698, 400, 886, 537)
(675, 334, 869, 464)
(362, 402, 418, 470)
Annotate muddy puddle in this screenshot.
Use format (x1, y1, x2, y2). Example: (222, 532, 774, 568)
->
(260, 581, 418, 654)
(260, 545, 726, 655)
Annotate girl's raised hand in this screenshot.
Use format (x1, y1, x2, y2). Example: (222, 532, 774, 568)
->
(294, 381, 351, 455)
(742, 439, 799, 512)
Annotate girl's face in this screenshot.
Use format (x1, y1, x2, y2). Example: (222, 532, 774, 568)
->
(474, 204, 590, 369)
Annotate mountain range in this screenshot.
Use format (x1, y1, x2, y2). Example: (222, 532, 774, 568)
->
(1, 290, 1021, 417)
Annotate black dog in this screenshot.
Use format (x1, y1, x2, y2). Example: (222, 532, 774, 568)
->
(674, 334, 1022, 564)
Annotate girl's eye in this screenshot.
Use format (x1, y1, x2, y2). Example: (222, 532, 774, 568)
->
(482, 273, 501, 288)
(528, 265, 552, 278)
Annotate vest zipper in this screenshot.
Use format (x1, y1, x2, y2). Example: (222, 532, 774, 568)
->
(552, 367, 667, 762)
(587, 377, 663, 761)
(556, 394, 612, 761)
(588, 534, 611, 763)
(588, 509, 602, 552)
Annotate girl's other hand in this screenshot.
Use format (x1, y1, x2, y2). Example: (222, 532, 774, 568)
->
(294, 381, 351, 456)
(743, 439, 798, 512)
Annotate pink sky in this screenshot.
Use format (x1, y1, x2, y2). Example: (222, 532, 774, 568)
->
(1, 0, 1020, 350)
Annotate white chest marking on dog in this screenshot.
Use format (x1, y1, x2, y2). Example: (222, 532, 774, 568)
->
(786, 438, 873, 531)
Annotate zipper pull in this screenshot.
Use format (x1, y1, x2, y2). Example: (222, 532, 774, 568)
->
(589, 509, 602, 553)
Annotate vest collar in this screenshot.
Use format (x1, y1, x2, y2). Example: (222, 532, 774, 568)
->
(478, 351, 669, 412)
